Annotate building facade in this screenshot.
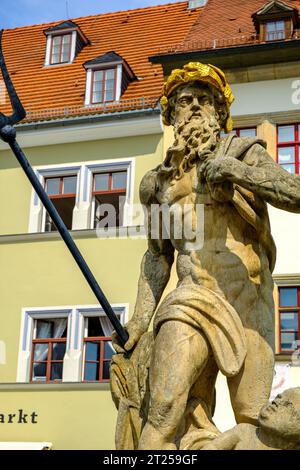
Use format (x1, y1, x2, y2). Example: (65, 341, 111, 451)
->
(0, 0, 299, 448)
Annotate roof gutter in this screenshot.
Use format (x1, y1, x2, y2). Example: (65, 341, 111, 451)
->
(16, 107, 161, 132)
(149, 39, 300, 69)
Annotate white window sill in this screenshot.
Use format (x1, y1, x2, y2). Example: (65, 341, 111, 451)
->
(0, 442, 52, 450)
(0, 226, 146, 243)
(44, 61, 73, 68)
(0, 382, 111, 391)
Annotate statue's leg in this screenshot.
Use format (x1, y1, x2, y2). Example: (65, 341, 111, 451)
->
(138, 320, 211, 450)
(227, 302, 274, 425)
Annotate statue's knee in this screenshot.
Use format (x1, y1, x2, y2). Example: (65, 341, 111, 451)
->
(148, 397, 184, 434)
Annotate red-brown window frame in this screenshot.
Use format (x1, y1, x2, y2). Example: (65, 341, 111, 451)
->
(30, 337, 67, 383)
(265, 20, 285, 42)
(90, 67, 117, 104)
(92, 171, 127, 228)
(44, 175, 77, 200)
(277, 124, 300, 175)
(92, 171, 127, 196)
(83, 336, 112, 382)
(233, 127, 257, 137)
(49, 33, 72, 65)
(278, 286, 300, 354)
(44, 175, 77, 231)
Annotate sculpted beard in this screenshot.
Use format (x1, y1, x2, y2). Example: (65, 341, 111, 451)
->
(160, 107, 221, 180)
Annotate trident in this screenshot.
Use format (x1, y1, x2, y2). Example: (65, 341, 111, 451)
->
(0, 30, 129, 347)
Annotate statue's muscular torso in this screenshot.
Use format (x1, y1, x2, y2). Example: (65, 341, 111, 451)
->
(141, 139, 275, 333)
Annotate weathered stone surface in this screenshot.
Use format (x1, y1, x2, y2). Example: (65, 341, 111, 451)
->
(202, 388, 300, 450)
(111, 63, 300, 450)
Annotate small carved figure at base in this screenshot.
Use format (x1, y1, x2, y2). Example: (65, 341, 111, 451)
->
(202, 388, 300, 450)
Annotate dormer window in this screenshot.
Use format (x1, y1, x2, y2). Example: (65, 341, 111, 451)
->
(44, 20, 89, 66)
(91, 68, 117, 104)
(265, 20, 285, 40)
(84, 52, 135, 106)
(50, 34, 72, 64)
(252, 1, 299, 43)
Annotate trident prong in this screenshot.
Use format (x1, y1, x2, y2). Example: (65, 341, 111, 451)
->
(0, 29, 26, 128)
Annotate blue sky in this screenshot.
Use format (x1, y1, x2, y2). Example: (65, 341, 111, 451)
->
(0, 0, 183, 29)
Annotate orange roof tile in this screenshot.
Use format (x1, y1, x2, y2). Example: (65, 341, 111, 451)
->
(1, 2, 202, 123)
(182, 0, 300, 51)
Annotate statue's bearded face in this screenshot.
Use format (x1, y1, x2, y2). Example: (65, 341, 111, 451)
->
(159, 82, 226, 180)
(172, 84, 217, 128)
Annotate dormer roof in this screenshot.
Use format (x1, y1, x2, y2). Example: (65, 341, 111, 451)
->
(44, 19, 89, 44)
(255, 0, 295, 15)
(44, 20, 80, 33)
(252, 0, 299, 30)
(84, 51, 124, 67)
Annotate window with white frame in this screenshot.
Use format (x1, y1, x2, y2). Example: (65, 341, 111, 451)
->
(50, 34, 72, 65)
(82, 316, 115, 382)
(44, 175, 78, 232)
(92, 170, 127, 229)
(44, 21, 89, 66)
(91, 68, 117, 104)
(84, 52, 135, 106)
(29, 159, 133, 233)
(17, 305, 127, 383)
(31, 318, 68, 383)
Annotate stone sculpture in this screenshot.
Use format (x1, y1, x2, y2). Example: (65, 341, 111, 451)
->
(111, 63, 300, 450)
(202, 388, 300, 450)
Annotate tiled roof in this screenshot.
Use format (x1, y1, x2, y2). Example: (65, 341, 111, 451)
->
(156, 0, 300, 54)
(186, 0, 300, 41)
(1, 2, 201, 123)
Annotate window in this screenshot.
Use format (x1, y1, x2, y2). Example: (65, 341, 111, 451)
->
(233, 128, 257, 138)
(29, 160, 133, 233)
(91, 68, 117, 104)
(30, 318, 68, 383)
(44, 175, 77, 232)
(50, 34, 72, 64)
(279, 287, 300, 353)
(221, 127, 257, 138)
(277, 124, 300, 174)
(83, 317, 115, 382)
(84, 52, 135, 106)
(265, 20, 285, 41)
(92, 171, 127, 229)
(17, 305, 126, 383)
(44, 21, 89, 66)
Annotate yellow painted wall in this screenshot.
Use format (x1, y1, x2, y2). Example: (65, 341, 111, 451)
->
(0, 134, 163, 235)
(0, 130, 176, 450)
(0, 387, 116, 450)
(0, 237, 151, 383)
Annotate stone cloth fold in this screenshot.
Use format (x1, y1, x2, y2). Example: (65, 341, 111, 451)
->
(154, 283, 247, 377)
